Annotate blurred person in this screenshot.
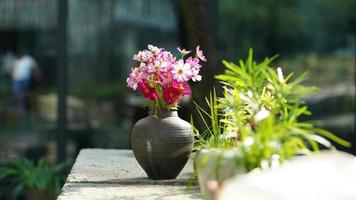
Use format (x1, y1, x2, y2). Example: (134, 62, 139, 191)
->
(11, 54, 41, 116)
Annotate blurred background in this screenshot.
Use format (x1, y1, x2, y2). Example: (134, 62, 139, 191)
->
(0, 0, 354, 199)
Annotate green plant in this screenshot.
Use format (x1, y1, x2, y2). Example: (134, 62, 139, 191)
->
(193, 49, 350, 172)
(0, 158, 66, 199)
(192, 89, 235, 150)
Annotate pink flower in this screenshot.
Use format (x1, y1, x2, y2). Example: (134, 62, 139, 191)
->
(147, 60, 170, 73)
(177, 47, 191, 56)
(157, 51, 176, 65)
(133, 65, 150, 84)
(172, 59, 192, 81)
(196, 46, 207, 62)
(186, 57, 201, 68)
(152, 73, 164, 85)
(160, 71, 173, 85)
(180, 82, 191, 96)
(191, 68, 202, 82)
(133, 50, 153, 62)
(138, 81, 158, 101)
(127, 67, 141, 90)
(162, 80, 191, 105)
(163, 81, 181, 104)
(148, 44, 162, 55)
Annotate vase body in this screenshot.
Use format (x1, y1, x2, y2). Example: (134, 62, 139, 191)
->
(131, 109, 193, 179)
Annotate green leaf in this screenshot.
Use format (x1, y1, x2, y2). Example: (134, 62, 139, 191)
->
(313, 128, 351, 147)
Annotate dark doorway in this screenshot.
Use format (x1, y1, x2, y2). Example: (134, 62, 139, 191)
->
(0, 31, 17, 54)
(0, 31, 36, 55)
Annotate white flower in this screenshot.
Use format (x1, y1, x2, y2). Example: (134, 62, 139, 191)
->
(247, 90, 253, 98)
(277, 67, 285, 83)
(254, 107, 270, 122)
(172, 59, 192, 81)
(244, 136, 254, 147)
(239, 93, 258, 110)
(239, 93, 251, 103)
(271, 154, 280, 168)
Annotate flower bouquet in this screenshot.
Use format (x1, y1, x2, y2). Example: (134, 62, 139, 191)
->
(127, 45, 206, 179)
(127, 45, 206, 114)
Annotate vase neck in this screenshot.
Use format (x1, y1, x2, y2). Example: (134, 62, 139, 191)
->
(149, 109, 178, 118)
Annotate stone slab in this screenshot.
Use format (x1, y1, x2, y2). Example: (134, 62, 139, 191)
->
(66, 149, 194, 185)
(58, 149, 201, 200)
(58, 183, 201, 200)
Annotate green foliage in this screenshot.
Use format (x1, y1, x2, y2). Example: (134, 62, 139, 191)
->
(193, 49, 350, 172)
(219, 0, 355, 56)
(0, 159, 67, 199)
(0, 85, 9, 99)
(192, 89, 236, 150)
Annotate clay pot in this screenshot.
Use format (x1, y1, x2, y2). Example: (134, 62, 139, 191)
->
(25, 188, 55, 200)
(194, 149, 246, 200)
(131, 109, 193, 179)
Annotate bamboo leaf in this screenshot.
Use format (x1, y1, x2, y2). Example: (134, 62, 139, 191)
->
(313, 128, 351, 147)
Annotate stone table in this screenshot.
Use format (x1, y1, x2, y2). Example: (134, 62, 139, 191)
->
(58, 149, 201, 200)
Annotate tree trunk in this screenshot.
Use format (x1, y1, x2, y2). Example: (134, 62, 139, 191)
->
(179, 0, 219, 130)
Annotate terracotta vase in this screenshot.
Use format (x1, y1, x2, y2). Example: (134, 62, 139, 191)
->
(131, 109, 193, 179)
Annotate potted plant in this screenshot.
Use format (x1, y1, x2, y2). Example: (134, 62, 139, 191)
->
(0, 158, 65, 200)
(192, 49, 350, 200)
(127, 45, 206, 179)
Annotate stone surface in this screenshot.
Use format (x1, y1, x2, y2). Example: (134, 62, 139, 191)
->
(58, 149, 201, 200)
(58, 183, 201, 200)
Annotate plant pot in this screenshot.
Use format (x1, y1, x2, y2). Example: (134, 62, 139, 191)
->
(194, 148, 246, 200)
(25, 188, 55, 200)
(131, 109, 194, 179)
